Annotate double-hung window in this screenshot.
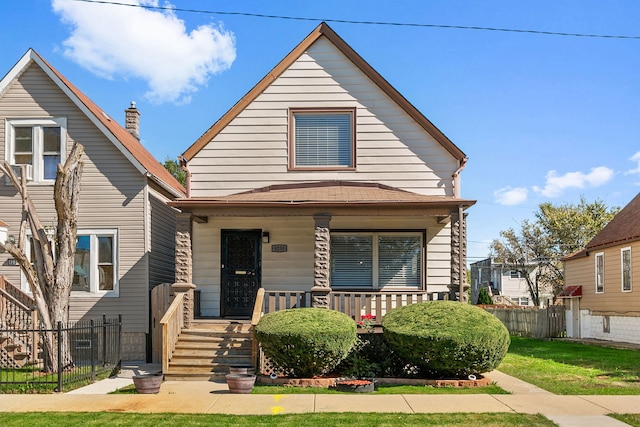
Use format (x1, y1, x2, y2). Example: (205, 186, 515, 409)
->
(595, 252, 605, 294)
(621, 247, 632, 292)
(72, 230, 118, 295)
(330, 232, 422, 289)
(289, 108, 355, 169)
(6, 118, 66, 183)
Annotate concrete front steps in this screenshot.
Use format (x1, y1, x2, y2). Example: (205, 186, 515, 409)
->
(163, 319, 255, 381)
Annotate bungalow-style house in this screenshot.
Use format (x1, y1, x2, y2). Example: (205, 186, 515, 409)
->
(562, 192, 640, 344)
(171, 22, 475, 322)
(0, 49, 185, 361)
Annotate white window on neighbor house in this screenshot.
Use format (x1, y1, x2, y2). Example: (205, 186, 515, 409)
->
(72, 230, 118, 295)
(289, 108, 355, 169)
(509, 270, 520, 279)
(621, 247, 632, 292)
(517, 297, 530, 306)
(595, 252, 605, 294)
(330, 232, 423, 289)
(5, 118, 66, 183)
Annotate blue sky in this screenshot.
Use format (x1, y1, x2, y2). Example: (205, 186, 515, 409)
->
(2, 0, 639, 263)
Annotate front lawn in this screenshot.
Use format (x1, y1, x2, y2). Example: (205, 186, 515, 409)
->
(1, 412, 557, 427)
(611, 414, 640, 426)
(497, 336, 640, 394)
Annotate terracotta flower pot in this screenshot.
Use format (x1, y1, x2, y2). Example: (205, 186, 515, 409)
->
(132, 373, 163, 394)
(226, 374, 256, 394)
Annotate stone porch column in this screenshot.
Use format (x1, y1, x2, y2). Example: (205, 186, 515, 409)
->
(174, 212, 195, 326)
(449, 208, 469, 302)
(311, 214, 332, 308)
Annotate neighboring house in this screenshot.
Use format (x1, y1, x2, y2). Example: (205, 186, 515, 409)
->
(171, 23, 475, 319)
(0, 49, 186, 360)
(470, 258, 543, 306)
(562, 192, 640, 344)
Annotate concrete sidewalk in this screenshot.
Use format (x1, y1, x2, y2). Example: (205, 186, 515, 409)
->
(0, 365, 636, 427)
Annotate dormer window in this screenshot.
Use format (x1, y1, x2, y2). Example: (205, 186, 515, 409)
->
(289, 108, 355, 170)
(5, 118, 66, 183)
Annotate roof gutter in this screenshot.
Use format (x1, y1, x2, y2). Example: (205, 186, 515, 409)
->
(452, 157, 468, 199)
(147, 173, 186, 199)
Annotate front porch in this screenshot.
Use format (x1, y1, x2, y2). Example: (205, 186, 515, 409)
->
(160, 286, 452, 379)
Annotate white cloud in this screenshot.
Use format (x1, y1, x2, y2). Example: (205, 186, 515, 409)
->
(493, 186, 528, 206)
(52, 0, 236, 104)
(533, 166, 614, 198)
(625, 151, 640, 175)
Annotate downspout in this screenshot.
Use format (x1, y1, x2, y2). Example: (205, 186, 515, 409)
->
(452, 157, 468, 199)
(178, 156, 191, 198)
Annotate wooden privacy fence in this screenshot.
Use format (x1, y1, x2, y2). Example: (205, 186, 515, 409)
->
(482, 305, 566, 338)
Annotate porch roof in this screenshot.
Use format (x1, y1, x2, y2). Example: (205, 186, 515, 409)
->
(170, 181, 475, 215)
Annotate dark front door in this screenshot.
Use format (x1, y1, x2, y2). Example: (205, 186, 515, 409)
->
(221, 230, 262, 318)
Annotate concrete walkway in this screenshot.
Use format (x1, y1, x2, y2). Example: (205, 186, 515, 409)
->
(0, 364, 636, 427)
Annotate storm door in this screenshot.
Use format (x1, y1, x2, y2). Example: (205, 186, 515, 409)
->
(221, 230, 262, 317)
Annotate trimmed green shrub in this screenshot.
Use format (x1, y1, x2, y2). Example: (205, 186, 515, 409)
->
(477, 287, 494, 305)
(255, 308, 358, 378)
(382, 301, 510, 378)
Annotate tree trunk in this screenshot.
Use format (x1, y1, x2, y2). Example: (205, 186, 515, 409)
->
(0, 143, 84, 372)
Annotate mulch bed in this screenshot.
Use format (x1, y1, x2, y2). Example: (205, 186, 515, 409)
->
(256, 374, 491, 388)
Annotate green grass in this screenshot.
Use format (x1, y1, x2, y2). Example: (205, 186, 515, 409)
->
(0, 412, 557, 427)
(252, 383, 508, 394)
(497, 336, 640, 395)
(611, 414, 640, 426)
(1, 366, 113, 393)
(112, 383, 508, 395)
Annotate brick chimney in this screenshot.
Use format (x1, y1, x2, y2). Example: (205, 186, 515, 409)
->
(125, 101, 140, 139)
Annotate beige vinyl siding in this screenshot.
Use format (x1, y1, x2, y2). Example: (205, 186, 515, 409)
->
(192, 216, 451, 316)
(0, 64, 149, 333)
(149, 189, 177, 287)
(190, 37, 457, 197)
(565, 241, 640, 316)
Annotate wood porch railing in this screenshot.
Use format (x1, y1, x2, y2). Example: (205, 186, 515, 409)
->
(254, 290, 442, 324)
(0, 276, 39, 367)
(249, 289, 444, 374)
(159, 291, 184, 374)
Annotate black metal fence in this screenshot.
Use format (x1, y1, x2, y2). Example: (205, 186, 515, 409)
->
(0, 315, 121, 393)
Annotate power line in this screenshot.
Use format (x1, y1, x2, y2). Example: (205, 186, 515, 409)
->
(72, 0, 640, 40)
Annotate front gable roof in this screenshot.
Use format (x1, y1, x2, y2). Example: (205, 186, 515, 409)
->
(0, 49, 186, 198)
(182, 22, 467, 163)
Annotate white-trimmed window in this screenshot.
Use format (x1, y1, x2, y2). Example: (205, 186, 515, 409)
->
(72, 230, 118, 295)
(289, 109, 355, 169)
(330, 232, 422, 289)
(595, 252, 605, 293)
(621, 247, 632, 292)
(5, 118, 66, 183)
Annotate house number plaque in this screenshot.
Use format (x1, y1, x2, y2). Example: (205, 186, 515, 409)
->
(271, 244, 287, 253)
